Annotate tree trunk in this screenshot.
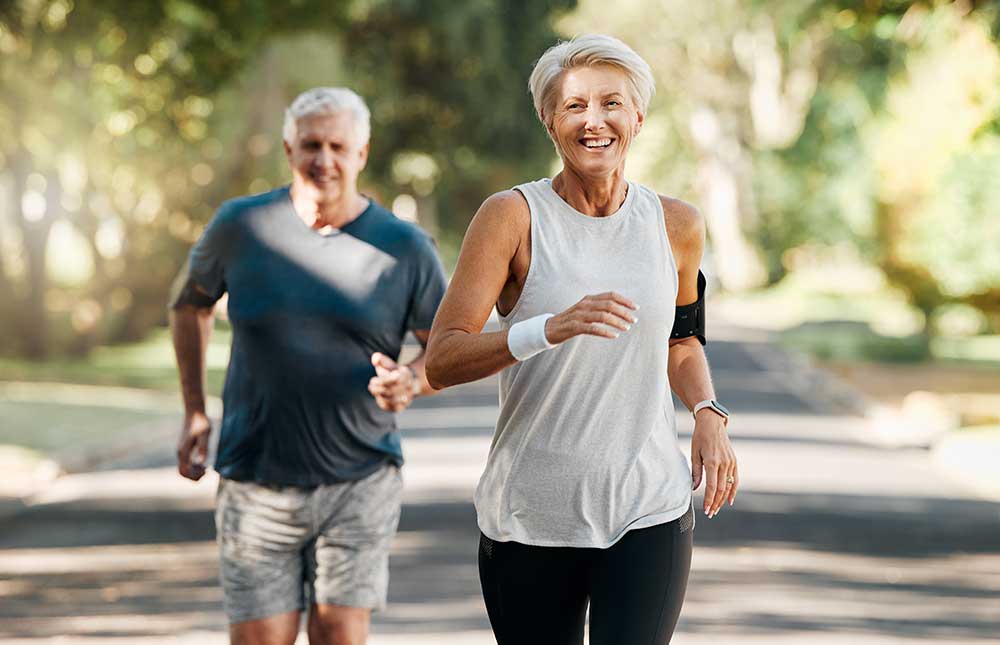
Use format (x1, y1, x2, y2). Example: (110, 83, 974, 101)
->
(8, 153, 59, 358)
(689, 106, 767, 291)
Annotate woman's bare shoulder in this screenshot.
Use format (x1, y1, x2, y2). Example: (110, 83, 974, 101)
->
(658, 194, 705, 251)
(473, 189, 530, 228)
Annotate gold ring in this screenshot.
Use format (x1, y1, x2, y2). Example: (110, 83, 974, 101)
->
(726, 475, 735, 485)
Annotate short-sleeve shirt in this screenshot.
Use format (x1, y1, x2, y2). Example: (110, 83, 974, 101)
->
(175, 186, 447, 486)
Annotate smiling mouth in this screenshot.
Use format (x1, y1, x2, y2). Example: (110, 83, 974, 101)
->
(580, 137, 613, 150)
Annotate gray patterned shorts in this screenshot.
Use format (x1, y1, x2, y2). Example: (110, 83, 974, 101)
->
(215, 463, 403, 624)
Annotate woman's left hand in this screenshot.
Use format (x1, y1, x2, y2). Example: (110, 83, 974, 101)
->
(690, 411, 738, 518)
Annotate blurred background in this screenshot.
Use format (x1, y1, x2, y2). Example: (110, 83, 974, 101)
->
(1, 1, 999, 643)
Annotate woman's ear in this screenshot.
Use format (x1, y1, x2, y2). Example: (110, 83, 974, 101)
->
(541, 109, 553, 135)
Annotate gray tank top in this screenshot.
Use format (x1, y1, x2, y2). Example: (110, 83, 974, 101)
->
(474, 178, 692, 548)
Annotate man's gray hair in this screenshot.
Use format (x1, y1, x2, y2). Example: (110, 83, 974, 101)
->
(282, 87, 371, 145)
(528, 34, 655, 128)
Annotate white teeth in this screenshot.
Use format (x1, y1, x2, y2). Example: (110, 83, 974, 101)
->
(583, 138, 612, 148)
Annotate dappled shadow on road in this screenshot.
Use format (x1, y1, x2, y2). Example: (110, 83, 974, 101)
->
(0, 494, 491, 639)
(388, 493, 1000, 640)
(0, 536, 223, 639)
(695, 490, 1000, 557)
(1, 486, 998, 640)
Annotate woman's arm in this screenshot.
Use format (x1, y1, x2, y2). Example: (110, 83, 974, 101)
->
(662, 196, 739, 519)
(425, 191, 528, 389)
(426, 190, 637, 389)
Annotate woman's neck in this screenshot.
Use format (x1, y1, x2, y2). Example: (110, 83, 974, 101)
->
(551, 166, 628, 217)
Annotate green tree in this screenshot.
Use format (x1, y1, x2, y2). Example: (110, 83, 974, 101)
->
(786, 1, 1000, 332)
(0, 0, 354, 357)
(0, 0, 574, 358)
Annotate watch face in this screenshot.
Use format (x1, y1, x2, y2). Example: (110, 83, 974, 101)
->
(712, 400, 730, 417)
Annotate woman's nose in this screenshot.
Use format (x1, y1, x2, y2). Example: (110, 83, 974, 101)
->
(584, 105, 605, 130)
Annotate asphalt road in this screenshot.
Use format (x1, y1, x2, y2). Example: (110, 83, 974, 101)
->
(2, 325, 998, 644)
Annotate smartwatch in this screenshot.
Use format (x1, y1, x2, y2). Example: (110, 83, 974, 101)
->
(692, 399, 730, 424)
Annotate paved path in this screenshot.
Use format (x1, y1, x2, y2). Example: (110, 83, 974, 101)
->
(1, 326, 998, 643)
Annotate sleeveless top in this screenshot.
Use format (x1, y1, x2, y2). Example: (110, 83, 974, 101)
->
(474, 178, 692, 548)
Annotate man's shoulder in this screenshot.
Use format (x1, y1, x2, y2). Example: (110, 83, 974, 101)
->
(362, 200, 436, 249)
(215, 187, 289, 223)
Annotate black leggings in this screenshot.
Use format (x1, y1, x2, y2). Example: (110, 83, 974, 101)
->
(478, 507, 694, 645)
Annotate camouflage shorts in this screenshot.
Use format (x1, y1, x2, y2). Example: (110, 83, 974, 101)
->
(215, 463, 403, 624)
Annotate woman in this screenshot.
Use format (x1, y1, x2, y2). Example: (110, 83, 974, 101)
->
(425, 34, 738, 645)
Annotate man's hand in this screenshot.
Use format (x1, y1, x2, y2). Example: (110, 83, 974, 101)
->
(177, 410, 212, 481)
(368, 353, 419, 412)
(690, 411, 738, 518)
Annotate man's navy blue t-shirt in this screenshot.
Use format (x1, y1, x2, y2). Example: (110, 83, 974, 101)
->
(179, 187, 447, 486)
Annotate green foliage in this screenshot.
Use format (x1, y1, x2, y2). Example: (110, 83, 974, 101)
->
(903, 140, 1000, 299)
(0, 325, 231, 391)
(342, 0, 575, 233)
(759, 1, 1000, 326)
(4, 0, 999, 360)
(781, 320, 932, 363)
(0, 0, 574, 358)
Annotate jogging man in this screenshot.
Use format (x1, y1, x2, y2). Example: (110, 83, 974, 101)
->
(170, 87, 447, 645)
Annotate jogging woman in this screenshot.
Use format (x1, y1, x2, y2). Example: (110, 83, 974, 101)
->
(425, 34, 738, 645)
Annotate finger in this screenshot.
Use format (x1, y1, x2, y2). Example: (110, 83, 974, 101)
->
(593, 292, 638, 310)
(691, 454, 703, 491)
(703, 463, 719, 517)
(380, 371, 402, 385)
(728, 463, 739, 507)
(584, 311, 632, 332)
(591, 300, 639, 325)
(712, 466, 732, 516)
(369, 375, 402, 393)
(371, 352, 398, 377)
(177, 436, 192, 474)
(579, 322, 623, 339)
(372, 370, 402, 386)
(195, 429, 210, 464)
(603, 302, 639, 324)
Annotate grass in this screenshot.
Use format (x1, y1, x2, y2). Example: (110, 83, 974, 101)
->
(0, 400, 174, 458)
(715, 269, 1000, 367)
(714, 266, 1000, 430)
(0, 326, 231, 393)
(0, 324, 231, 465)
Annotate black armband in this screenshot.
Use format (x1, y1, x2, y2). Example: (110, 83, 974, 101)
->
(671, 270, 706, 345)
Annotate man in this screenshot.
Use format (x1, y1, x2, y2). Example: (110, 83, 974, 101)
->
(170, 87, 447, 645)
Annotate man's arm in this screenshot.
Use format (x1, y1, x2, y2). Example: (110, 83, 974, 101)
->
(170, 303, 215, 481)
(404, 329, 435, 397)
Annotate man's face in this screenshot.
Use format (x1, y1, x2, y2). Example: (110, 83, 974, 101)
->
(284, 111, 369, 203)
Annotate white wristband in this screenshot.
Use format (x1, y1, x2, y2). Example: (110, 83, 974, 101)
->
(507, 313, 556, 361)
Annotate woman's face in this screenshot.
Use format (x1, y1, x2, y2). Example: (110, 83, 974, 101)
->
(546, 65, 643, 178)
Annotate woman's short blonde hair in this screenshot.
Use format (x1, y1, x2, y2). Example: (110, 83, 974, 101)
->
(528, 34, 655, 127)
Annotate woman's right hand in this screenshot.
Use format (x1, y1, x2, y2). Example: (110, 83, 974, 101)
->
(545, 292, 638, 344)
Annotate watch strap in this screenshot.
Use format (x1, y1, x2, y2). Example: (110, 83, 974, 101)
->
(693, 399, 729, 422)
